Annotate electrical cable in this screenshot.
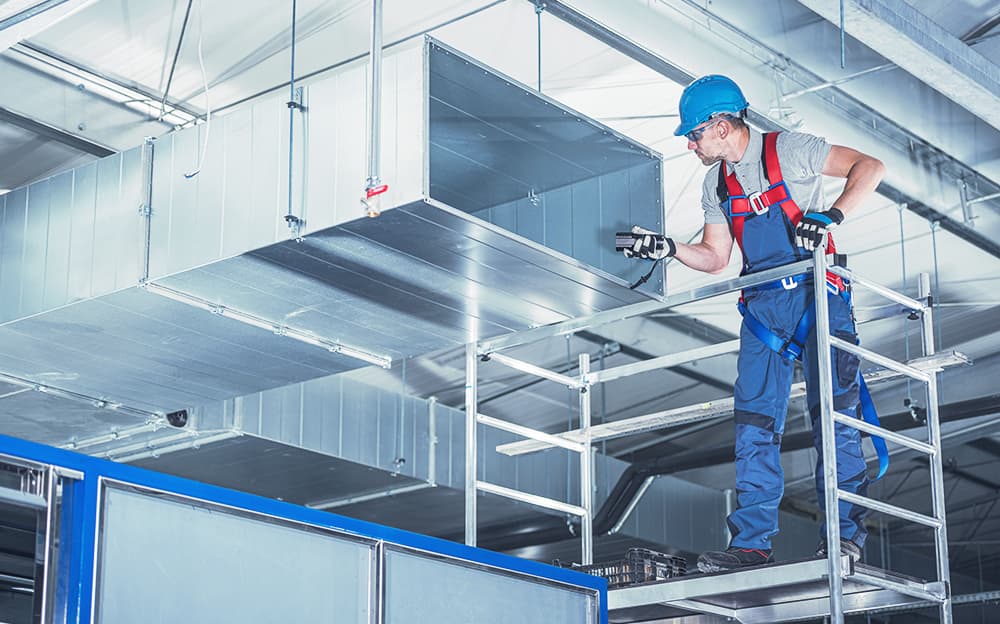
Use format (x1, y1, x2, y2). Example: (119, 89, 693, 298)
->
(159, 0, 194, 121)
(185, 0, 211, 179)
(628, 257, 663, 289)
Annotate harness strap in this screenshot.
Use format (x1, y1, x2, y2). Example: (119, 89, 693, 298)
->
(859, 378, 889, 479)
(721, 132, 838, 257)
(738, 288, 888, 480)
(743, 271, 846, 295)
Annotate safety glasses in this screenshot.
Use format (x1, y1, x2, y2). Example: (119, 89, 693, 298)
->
(685, 116, 728, 143)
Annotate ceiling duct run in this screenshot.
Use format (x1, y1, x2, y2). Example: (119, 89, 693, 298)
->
(0, 37, 663, 443)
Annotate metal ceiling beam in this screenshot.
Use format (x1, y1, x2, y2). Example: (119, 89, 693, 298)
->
(796, 0, 1000, 132)
(535, 0, 1000, 265)
(0, 0, 96, 52)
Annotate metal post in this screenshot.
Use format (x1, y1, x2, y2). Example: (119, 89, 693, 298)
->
(927, 376, 953, 623)
(922, 292, 953, 622)
(465, 343, 478, 547)
(918, 273, 935, 357)
(839, 0, 846, 69)
(428, 396, 437, 487)
(535, 2, 545, 92)
(32, 468, 56, 623)
(578, 353, 593, 565)
(958, 179, 974, 227)
(138, 137, 155, 284)
(284, 0, 304, 238)
(363, 0, 386, 217)
(813, 248, 845, 623)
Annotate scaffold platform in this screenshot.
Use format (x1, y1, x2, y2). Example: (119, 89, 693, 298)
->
(608, 557, 946, 623)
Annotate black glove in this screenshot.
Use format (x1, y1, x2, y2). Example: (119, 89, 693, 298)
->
(622, 226, 675, 260)
(795, 207, 844, 252)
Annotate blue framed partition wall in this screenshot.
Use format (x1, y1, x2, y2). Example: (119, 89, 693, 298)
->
(0, 433, 606, 624)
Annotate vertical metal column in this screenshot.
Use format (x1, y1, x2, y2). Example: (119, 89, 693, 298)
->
(138, 138, 155, 284)
(428, 396, 438, 487)
(363, 0, 386, 217)
(465, 343, 478, 547)
(920, 273, 954, 623)
(32, 468, 56, 623)
(284, 0, 304, 238)
(578, 354, 593, 565)
(918, 274, 935, 357)
(813, 248, 845, 623)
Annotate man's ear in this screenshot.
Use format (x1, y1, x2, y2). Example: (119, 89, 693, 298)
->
(717, 120, 730, 139)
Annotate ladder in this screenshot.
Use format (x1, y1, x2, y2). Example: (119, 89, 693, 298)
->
(464, 346, 596, 564)
(812, 248, 952, 623)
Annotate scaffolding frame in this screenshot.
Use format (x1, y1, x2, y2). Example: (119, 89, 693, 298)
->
(465, 249, 958, 623)
(465, 346, 595, 564)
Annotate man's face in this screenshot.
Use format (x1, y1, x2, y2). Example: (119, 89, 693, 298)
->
(686, 117, 726, 166)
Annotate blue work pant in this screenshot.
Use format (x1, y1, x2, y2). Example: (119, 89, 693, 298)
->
(728, 285, 870, 551)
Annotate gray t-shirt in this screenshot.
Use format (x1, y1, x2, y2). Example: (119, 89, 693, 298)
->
(701, 129, 832, 225)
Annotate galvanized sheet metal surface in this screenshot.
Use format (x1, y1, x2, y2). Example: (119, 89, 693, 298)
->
(0, 288, 360, 412)
(0, 38, 662, 449)
(0, 148, 143, 324)
(426, 40, 664, 297)
(427, 40, 655, 207)
(147, 44, 425, 280)
(476, 161, 664, 295)
(407, 202, 651, 307)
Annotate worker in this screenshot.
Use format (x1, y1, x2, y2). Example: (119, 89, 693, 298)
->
(622, 75, 886, 572)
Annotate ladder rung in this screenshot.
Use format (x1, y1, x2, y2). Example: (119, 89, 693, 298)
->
(838, 491, 941, 528)
(476, 480, 587, 517)
(851, 569, 947, 603)
(476, 413, 586, 453)
(829, 336, 931, 383)
(484, 352, 583, 389)
(832, 412, 936, 455)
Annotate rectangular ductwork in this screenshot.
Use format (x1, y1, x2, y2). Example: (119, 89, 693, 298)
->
(0, 37, 662, 426)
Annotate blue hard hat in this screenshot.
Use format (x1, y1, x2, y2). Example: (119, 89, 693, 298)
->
(674, 75, 749, 137)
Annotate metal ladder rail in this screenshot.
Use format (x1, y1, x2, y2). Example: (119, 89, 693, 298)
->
(814, 250, 952, 623)
(465, 345, 596, 564)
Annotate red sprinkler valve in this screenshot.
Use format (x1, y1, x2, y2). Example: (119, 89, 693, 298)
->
(362, 183, 389, 217)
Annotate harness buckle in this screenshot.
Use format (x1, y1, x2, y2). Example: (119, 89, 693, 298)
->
(747, 191, 768, 216)
(826, 272, 845, 295)
(780, 276, 798, 290)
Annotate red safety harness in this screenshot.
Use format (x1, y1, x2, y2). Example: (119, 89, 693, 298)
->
(719, 131, 844, 291)
(721, 133, 887, 478)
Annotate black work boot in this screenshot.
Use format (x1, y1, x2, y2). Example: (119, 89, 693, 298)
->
(816, 538, 862, 562)
(696, 547, 774, 573)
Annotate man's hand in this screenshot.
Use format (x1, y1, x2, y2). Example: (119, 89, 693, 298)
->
(624, 225, 676, 260)
(795, 208, 844, 252)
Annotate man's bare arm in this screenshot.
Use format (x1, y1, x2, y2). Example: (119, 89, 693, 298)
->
(673, 223, 734, 274)
(823, 145, 886, 218)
